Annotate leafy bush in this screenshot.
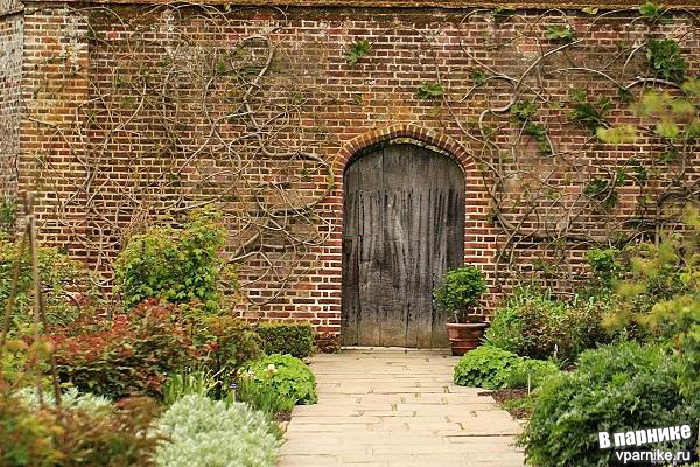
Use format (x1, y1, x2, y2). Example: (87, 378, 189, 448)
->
(0, 393, 161, 467)
(587, 247, 623, 288)
(503, 358, 559, 390)
(434, 266, 487, 322)
(453, 346, 522, 389)
(0, 240, 93, 331)
(521, 342, 699, 467)
(239, 354, 317, 410)
(484, 287, 614, 362)
(53, 300, 193, 399)
(0, 393, 61, 466)
(114, 208, 235, 312)
(154, 395, 280, 467)
(257, 321, 314, 358)
(194, 314, 261, 390)
(646, 39, 688, 83)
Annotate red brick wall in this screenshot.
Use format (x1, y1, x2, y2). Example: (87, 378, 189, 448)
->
(12, 3, 700, 341)
(0, 0, 22, 201)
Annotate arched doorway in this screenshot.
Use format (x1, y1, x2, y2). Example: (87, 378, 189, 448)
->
(342, 142, 465, 348)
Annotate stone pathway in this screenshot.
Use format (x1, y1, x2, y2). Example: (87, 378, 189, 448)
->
(280, 349, 526, 467)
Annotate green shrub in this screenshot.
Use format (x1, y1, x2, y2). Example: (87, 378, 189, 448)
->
(453, 346, 522, 389)
(0, 393, 161, 467)
(521, 342, 699, 467)
(0, 240, 93, 331)
(484, 287, 615, 362)
(434, 266, 487, 322)
(239, 354, 317, 409)
(114, 208, 235, 313)
(257, 321, 314, 358)
(162, 369, 224, 406)
(194, 314, 261, 390)
(154, 395, 280, 467)
(503, 359, 559, 390)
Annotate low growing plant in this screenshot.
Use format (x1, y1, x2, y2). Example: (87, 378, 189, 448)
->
(453, 346, 522, 389)
(239, 354, 317, 409)
(154, 395, 280, 467)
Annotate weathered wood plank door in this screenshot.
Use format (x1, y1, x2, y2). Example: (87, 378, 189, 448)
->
(342, 143, 464, 348)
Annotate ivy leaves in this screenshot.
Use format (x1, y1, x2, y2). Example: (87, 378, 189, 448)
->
(345, 39, 371, 64)
(416, 82, 444, 99)
(545, 25, 576, 43)
(646, 39, 688, 83)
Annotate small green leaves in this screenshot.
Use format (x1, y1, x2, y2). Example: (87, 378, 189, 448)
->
(215, 61, 227, 75)
(646, 39, 688, 83)
(545, 25, 576, 42)
(511, 100, 537, 122)
(597, 125, 637, 144)
(655, 120, 681, 139)
(581, 7, 598, 15)
(638, 1, 671, 23)
(471, 70, 486, 86)
(681, 77, 700, 97)
(570, 96, 612, 133)
(492, 8, 516, 22)
(416, 82, 444, 99)
(345, 39, 372, 64)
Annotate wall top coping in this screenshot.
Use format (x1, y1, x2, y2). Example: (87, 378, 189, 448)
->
(19, 0, 700, 10)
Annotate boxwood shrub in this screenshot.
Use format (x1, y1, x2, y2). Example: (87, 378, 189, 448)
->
(256, 321, 314, 358)
(520, 342, 699, 467)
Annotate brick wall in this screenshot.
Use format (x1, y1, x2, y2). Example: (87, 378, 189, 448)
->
(0, 0, 22, 201)
(10, 2, 700, 342)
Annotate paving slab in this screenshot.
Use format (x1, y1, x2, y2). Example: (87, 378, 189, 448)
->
(279, 350, 525, 467)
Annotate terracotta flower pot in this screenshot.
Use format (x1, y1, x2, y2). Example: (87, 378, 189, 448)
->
(446, 322, 487, 356)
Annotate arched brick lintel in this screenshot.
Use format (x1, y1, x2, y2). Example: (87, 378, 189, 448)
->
(334, 124, 475, 176)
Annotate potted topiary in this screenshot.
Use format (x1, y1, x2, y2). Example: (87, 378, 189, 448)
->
(434, 265, 488, 356)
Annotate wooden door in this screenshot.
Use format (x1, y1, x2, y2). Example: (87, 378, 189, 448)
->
(342, 143, 465, 348)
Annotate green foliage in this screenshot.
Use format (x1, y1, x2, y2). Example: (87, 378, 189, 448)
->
(194, 314, 262, 390)
(510, 100, 537, 122)
(416, 82, 444, 99)
(453, 346, 522, 389)
(523, 123, 553, 156)
(638, 1, 672, 23)
(433, 266, 487, 322)
(154, 395, 280, 467)
(521, 342, 698, 467)
(0, 240, 93, 332)
(470, 70, 486, 86)
(484, 287, 615, 362)
(607, 209, 700, 394)
(581, 7, 598, 15)
(570, 96, 612, 133)
(584, 176, 618, 210)
(345, 39, 371, 64)
(0, 196, 16, 240)
(0, 393, 161, 467)
(239, 354, 317, 411)
(16, 387, 112, 414)
(545, 25, 575, 42)
(53, 300, 194, 400)
(0, 393, 61, 466)
(646, 39, 688, 83)
(162, 368, 222, 406)
(257, 321, 315, 358)
(503, 358, 560, 390)
(596, 125, 637, 144)
(492, 8, 515, 22)
(587, 247, 623, 288)
(114, 207, 231, 313)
